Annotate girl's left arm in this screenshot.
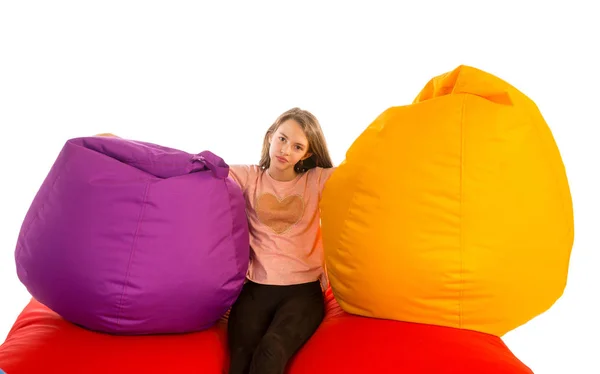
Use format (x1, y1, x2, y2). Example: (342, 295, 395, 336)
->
(318, 167, 337, 198)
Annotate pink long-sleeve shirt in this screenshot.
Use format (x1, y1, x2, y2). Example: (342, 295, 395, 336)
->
(228, 165, 335, 290)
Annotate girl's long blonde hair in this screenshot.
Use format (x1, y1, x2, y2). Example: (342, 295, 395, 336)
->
(259, 107, 333, 173)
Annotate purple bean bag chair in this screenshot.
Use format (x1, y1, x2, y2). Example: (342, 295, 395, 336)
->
(14, 136, 249, 335)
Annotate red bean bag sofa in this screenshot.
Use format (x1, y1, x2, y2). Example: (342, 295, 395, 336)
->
(0, 288, 532, 374)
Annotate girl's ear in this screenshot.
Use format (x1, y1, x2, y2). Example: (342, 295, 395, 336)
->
(302, 152, 313, 161)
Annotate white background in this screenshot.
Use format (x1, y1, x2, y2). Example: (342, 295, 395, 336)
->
(1, 1, 598, 373)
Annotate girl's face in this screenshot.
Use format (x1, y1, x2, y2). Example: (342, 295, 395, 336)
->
(268, 119, 312, 177)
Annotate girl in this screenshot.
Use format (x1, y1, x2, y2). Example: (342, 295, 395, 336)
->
(227, 107, 335, 374)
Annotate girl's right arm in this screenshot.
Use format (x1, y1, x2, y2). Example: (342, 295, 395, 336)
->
(228, 164, 252, 191)
(95, 133, 251, 189)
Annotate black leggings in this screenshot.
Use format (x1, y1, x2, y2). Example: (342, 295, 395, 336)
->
(227, 280, 325, 374)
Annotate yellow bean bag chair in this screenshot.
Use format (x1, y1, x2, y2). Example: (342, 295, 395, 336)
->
(320, 65, 574, 336)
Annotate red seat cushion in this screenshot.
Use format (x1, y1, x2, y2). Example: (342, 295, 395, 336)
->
(0, 298, 229, 373)
(0, 289, 533, 374)
(288, 290, 533, 374)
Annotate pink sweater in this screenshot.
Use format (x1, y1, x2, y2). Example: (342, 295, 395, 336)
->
(228, 165, 335, 290)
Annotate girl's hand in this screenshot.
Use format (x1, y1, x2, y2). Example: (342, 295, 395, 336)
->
(95, 133, 120, 138)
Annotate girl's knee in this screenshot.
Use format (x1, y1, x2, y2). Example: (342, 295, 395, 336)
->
(250, 335, 287, 374)
(258, 333, 286, 354)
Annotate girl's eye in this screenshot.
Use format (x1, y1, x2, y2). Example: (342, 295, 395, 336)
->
(279, 137, 286, 142)
(295, 145, 303, 151)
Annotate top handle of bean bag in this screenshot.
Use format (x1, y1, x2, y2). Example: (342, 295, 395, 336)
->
(68, 136, 230, 180)
(190, 151, 229, 179)
(413, 64, 513, 106)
